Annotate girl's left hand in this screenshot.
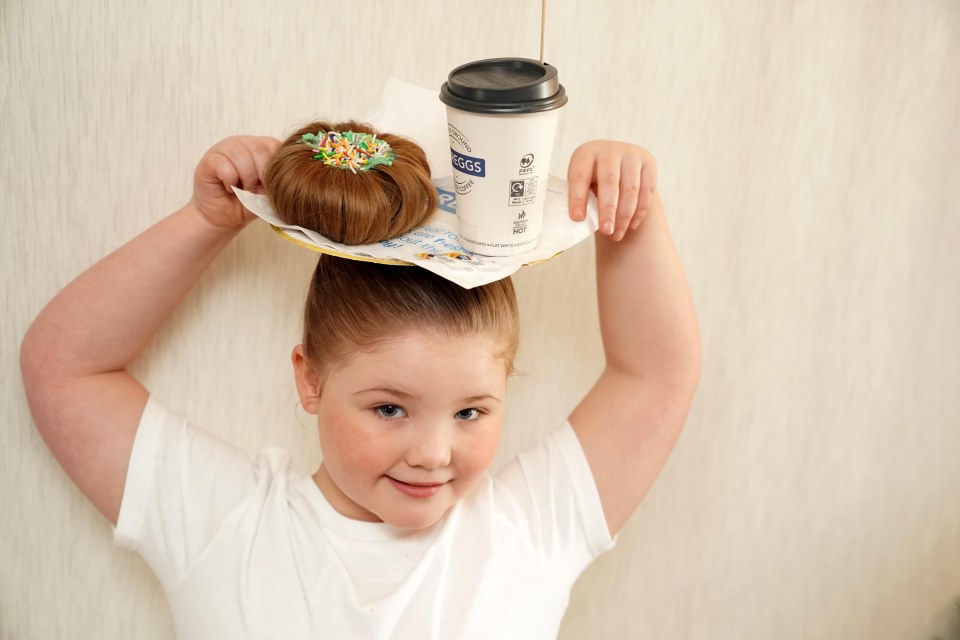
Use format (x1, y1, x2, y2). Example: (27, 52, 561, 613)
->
(567, 141, 658, 241)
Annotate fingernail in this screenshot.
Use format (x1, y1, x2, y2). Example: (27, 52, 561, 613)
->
(602, 221, 614, 235)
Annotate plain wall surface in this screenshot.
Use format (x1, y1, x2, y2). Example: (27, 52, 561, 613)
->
(2, 1, 959, 638)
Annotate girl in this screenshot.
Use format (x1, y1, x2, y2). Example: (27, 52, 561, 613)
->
(20, 126, 700, 638)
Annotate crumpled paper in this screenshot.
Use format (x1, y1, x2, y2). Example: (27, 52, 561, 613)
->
(235, 78, 598, 289)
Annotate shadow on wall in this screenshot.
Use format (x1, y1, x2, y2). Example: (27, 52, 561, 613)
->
(929, 598, 960, 640)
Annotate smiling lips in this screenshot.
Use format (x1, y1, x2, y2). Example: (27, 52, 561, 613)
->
(387, 476, 448, 499)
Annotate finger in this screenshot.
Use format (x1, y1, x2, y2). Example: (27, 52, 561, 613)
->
(250, 136, 282, 188)
(595, 152, 621, 236)
(613, 152, 644, 240)
(567, 145, 597, 222)
(200, 152, 241, 198)
(219, 138, 261, 193)
(636, 153, 659, 213)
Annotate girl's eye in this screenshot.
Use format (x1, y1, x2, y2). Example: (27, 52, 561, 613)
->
(375, 405, 406, 420)
(455, 408, 482, 421)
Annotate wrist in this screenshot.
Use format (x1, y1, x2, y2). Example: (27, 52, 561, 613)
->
(177, 203, 249, 252)
(183, 199, 252, 237)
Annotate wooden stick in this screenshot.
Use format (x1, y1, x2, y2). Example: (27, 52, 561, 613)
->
(540, 0, 547, 64)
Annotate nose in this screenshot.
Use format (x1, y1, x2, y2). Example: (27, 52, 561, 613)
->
(405, 422, 452, 470)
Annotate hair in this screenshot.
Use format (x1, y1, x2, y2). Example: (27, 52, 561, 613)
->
(264, 120, 438, 244)
(266, 120, 515, 377)
(302, 255, 519, 378)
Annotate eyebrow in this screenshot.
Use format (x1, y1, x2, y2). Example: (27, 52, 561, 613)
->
(355, 386, 413, 399)
(462, 395, 502, 404)
(354, 387, 501, 404)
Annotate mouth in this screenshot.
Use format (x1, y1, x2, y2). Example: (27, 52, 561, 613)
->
(386, 476, 448, 499)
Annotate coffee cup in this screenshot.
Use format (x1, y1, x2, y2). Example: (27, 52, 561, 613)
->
(439, 58, 567, 257)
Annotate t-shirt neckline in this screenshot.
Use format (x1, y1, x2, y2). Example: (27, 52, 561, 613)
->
(293, 474, 441, 543)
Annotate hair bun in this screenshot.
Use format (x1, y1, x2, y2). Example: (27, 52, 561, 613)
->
(264, 120, 438, 245)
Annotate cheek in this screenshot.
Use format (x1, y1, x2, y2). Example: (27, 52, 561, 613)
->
(317, 409, 387, 475)
(327, 431, 375, 471)
(458, 423, 502, 476)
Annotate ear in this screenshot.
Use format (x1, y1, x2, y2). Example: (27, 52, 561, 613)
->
(291, 344, 322, 414)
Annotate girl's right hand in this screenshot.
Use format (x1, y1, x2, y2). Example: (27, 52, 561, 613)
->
(190, 135, 282, 230)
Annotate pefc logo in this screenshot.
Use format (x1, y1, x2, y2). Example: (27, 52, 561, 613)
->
(450, 149, 486, 177)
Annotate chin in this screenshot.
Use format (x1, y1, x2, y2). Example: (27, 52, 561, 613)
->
(383, 508, 447, 531)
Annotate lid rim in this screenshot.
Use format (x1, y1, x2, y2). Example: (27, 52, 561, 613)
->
(439, 85, 568, 114)
(439, 57, 566, 115)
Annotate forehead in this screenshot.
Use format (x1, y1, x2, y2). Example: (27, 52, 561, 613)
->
(328, 330, 508, 394)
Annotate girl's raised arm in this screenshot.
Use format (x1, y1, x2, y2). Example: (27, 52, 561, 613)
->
(566, 141, 701, 536)
(19, 136, 279, 525)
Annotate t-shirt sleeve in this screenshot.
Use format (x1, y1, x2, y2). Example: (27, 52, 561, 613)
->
(493, 421, 615, 576)
(113, 395, 258, 587)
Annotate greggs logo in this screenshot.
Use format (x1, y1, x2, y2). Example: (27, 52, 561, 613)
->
(450, 149, 486, 177)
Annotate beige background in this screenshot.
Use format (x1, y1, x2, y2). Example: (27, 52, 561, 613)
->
(3, 1, 959, 638)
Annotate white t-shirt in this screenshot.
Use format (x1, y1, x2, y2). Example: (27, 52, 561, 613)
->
(115, 396, 614, 640)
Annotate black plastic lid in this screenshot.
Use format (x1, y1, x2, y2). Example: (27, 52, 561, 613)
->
(439, 58, 567, 114)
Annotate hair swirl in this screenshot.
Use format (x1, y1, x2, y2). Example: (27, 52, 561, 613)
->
(264, 120, 437, 244)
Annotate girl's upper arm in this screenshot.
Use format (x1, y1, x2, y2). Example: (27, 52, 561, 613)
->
(564, 196, 700, 537)
(568, 368, 698, 537)
(21, 343, 147, 526)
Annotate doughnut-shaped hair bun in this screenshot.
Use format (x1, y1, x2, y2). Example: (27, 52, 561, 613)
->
(264, 120, 437, 245)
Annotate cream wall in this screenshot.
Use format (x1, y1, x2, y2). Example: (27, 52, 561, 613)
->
(3, 1, 959, 638)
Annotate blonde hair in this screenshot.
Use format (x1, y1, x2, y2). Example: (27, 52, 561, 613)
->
(303, 255, 519, 377)
(264, 120, 437, 244)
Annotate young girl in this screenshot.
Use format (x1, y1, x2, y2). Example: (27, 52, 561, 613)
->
(20, 125, 700, 638)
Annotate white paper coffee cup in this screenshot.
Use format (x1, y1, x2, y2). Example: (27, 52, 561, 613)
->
(440, 58, 567, 257)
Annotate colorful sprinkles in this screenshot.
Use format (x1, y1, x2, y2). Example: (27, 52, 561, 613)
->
(299, 131, 395, 173)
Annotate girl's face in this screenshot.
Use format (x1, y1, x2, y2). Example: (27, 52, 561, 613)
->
(293, 330, 508, 530)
